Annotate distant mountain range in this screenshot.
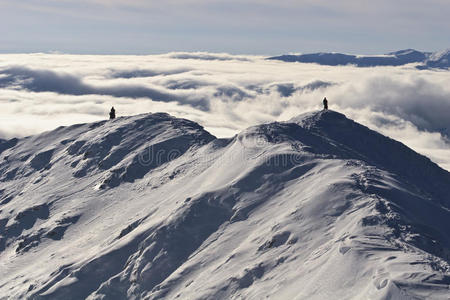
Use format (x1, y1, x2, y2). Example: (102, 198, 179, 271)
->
(268, 49, 450, 69)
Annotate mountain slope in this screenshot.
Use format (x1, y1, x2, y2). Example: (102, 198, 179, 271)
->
(0, 111, 449, 299)
(421, 49, 450, 70)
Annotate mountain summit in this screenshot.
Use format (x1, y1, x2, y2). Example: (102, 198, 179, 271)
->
(0, 111, 449, 299)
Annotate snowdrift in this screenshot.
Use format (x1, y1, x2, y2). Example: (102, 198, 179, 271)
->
(0, 111, 449, 299)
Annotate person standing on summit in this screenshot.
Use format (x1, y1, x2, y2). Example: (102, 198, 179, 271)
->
(109, 107, 116, 119)
(323, 97, 328, 110)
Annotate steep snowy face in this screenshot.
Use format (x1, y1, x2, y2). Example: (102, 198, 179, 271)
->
(0, 112, 214, 189)
(0, 111, 449, 299)
(425, 49, 450, 69)
(292, 111, 450, 209)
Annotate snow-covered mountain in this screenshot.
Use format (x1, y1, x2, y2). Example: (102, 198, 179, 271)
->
(420, 49, 450, 70)
(268, 49, 450, 69)
(0, 111, 449, 299)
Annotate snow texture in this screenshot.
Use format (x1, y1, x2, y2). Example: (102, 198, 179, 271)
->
(0, 111, 449, 299)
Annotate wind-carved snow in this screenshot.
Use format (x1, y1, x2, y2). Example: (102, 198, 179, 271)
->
(0, 111, 449, 299)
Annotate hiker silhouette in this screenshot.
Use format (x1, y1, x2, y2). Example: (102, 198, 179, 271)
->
(109, 107, 116, 120)
(323, 97, 328, 110)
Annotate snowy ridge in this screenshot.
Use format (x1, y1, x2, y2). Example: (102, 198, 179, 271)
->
(292, 111, 450, 208)
(422, 49, 450, 70)
(0, 111, 449, 299)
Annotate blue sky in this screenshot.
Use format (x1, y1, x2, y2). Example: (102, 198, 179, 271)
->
(1, 0, 449, 54)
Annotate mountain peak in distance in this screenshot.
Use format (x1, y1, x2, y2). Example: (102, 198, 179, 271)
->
(268, 49, 450, 69)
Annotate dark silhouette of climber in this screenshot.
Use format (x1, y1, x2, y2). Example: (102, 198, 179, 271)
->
(323, 97, 328, 110)
(109, 107, 116, 120)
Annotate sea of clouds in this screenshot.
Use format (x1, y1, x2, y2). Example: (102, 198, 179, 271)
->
(0, 53, 449, 170)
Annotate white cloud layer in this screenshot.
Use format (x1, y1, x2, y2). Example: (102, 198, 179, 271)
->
(0, 53, 449, 170)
